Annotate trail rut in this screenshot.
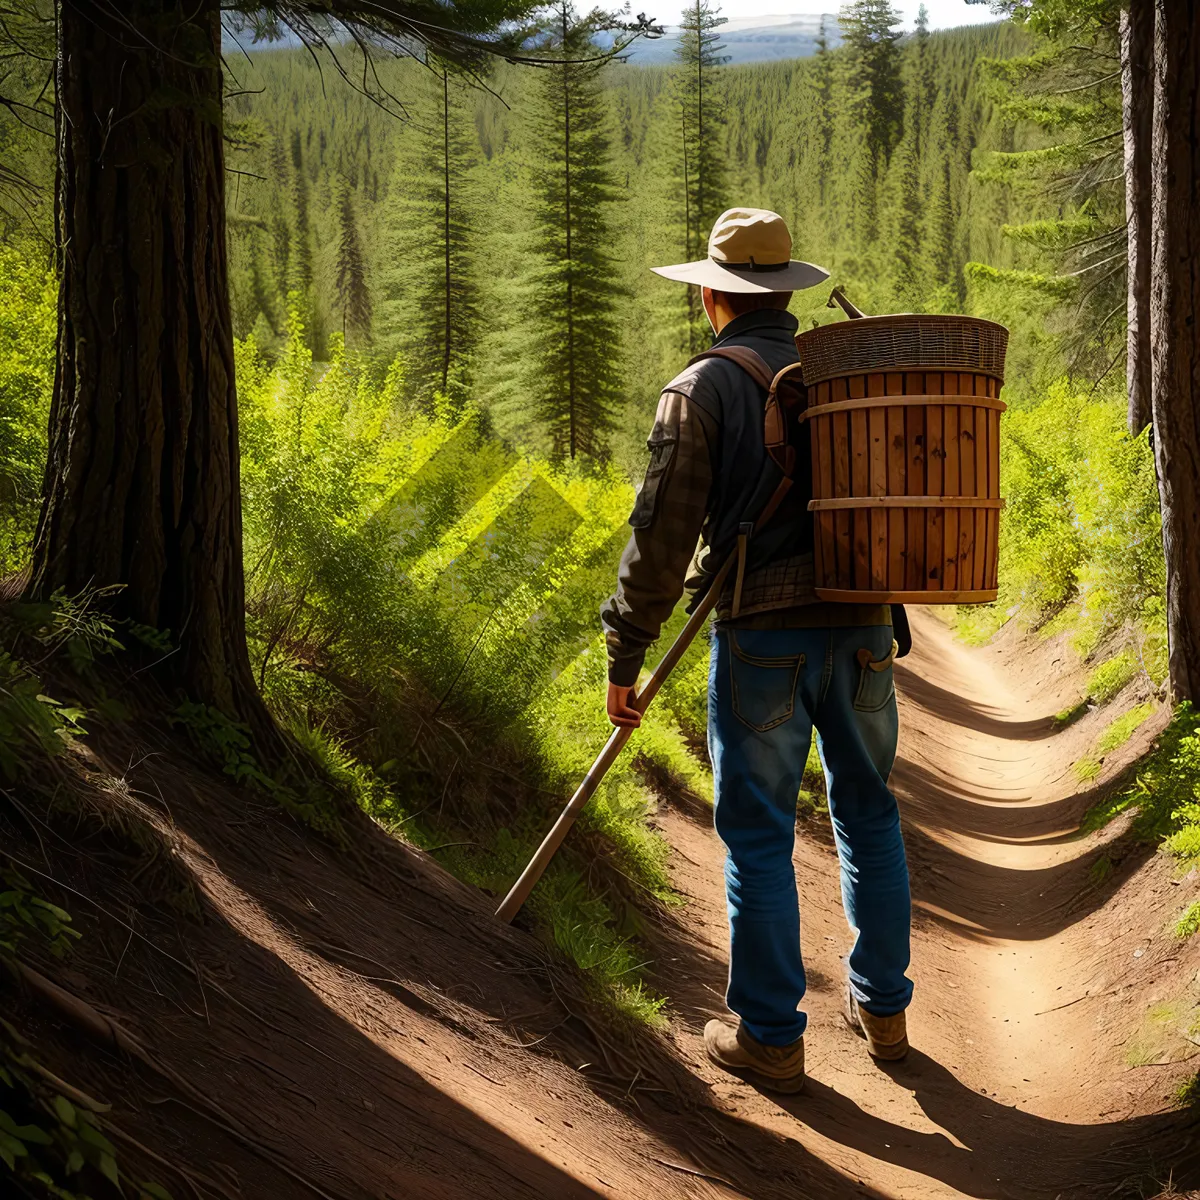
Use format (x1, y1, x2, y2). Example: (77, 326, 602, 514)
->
(649, 608, 1198, 1199)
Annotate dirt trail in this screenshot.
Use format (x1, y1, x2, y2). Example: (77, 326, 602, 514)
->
(650, 608, 1198, 1200)
(6, 609, 1198, 1200)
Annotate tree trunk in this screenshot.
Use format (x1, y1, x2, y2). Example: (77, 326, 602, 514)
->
(1123, 0, 1154, 435)
(1149, 0, 1200, 701)
(30, 1, 267, 730)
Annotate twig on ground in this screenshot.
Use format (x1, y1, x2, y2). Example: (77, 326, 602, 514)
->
(651, 1156, 735, 1187)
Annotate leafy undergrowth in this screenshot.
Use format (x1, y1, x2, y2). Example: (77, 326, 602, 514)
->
(1075, 703, 1158, 782)
(1176, 901, 1200, 940)
(235, 313, 713, 1023)
(949, 379, 1166, 699)
(1081, 705, 1200, 872)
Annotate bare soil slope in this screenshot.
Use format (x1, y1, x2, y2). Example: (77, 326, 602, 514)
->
(2, 703, 881, 1200)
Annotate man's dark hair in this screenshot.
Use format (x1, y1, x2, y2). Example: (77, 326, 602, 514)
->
(714, 290, 794, 317)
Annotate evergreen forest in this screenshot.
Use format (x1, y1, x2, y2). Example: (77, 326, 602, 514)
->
(0, 2, 1199, 1197)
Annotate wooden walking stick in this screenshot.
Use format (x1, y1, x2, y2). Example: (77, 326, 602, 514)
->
(494, 555, 736, 923)
(494, 337, 806, 923)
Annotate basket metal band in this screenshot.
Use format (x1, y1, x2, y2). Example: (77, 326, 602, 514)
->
(809, 496, 1005, 510)
(800, 395, 1007, 421)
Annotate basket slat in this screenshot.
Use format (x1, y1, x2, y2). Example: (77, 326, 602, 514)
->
(797, 318, 1009, 605)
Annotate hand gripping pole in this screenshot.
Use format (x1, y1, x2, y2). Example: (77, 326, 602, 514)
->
(494, 556, 736, 923)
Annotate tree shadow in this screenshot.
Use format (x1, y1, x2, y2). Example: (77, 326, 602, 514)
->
(894, 662, 1057, 742)
(892, 756, 1097, 846)
(36, 721, 892, 1200)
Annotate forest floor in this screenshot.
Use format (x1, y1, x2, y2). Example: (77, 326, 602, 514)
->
(4, 609, 1200, 1199)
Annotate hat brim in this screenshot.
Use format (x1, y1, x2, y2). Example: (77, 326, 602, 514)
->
(651, 258, 830, 293)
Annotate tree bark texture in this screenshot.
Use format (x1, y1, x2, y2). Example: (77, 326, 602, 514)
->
(1123, 0, 1154, 435)
(31, 1, 263, 725)
(1149, 0, 1200, 701)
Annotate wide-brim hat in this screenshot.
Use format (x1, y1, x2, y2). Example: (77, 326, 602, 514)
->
(651, 207, 829, 294)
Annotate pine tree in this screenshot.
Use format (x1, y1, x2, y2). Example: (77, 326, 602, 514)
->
(524, 3, 626, 459)
(333, 180, 372, 344)
(812, 15, 835, 205)
(379, 61, 480, 411)
(838, 0, 904, 161)
(883, 129, 923, 308)
(673, 0, 730, 353)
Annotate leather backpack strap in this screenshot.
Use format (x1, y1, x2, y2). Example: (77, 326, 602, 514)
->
(764, 361, 807, 476)
(688, 347, 807, 619)
(688, 345, 775, 392)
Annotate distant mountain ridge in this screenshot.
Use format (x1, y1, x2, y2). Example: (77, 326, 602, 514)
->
(619, 12, 843, 65)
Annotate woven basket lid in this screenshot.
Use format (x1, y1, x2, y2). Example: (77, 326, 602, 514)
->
(795, 313, 1009, 387)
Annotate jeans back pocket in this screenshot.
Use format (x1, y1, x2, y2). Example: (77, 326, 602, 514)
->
(728, 631, 805, 732)
(853, 640, 898, 713)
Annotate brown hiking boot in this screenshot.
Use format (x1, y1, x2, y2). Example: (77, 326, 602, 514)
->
(843, 985, 909, 1061)
(703, 1019, 806, 1093)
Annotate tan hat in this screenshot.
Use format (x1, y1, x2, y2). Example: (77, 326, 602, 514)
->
(652, 208, 829, 294)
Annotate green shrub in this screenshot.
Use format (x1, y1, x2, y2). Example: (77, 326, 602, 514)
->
(1174, 901, 1200, 939)
(1176, 1071, 1200, 1108)
(964, 381, 1164, 664)
(235, 314, 690, 1017)
(0, 247, 55, 575)
(1082, 704, 1200, 860)
(1087, 652, 1138, 704)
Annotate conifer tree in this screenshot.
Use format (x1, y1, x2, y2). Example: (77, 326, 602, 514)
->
(30, 0, 552, 735)
(333, 180, 372, 344)
(673, 0, 730, 352)
(883, 128, 923, 308)
(378, 61, 480, 410)
(524, 3, 625, 459)
(838, 0, 904, 162)
(290, 128, 314, 291)
(812, 15, 835, 204)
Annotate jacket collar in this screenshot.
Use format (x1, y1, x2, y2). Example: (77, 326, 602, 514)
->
(712, 308, 800, 348)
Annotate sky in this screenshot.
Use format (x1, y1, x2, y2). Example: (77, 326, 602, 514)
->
(712, 1, 1003, 32)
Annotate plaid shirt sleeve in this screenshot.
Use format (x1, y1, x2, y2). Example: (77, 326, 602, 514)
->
(600, 390, 717, 687)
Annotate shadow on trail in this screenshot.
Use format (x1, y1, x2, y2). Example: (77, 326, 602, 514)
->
(63, 718, 889, 1200)
(763, 1050, 1200, 1200)
(893, 757, 1098, 846)
(894, 662, 1056, 742)
(899, 815, 1155, 941)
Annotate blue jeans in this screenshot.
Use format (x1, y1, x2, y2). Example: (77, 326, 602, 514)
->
(708, 623, 912, 1046)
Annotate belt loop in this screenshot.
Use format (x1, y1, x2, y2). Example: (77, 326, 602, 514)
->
(731, 522, 753, 618)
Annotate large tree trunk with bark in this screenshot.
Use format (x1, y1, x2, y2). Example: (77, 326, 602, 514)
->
(30, 1, 267, 729)
(1149, 0, 1200, 701)
(1123, 0, 1154, 436)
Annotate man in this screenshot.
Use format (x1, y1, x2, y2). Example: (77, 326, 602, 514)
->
(600, 209, 912, 1095)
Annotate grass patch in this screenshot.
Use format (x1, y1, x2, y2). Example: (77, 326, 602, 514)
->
(1088, 853, 1113, 885)
(1095, 702, 1156, 756)
(1087, 650, 1138, 703)
(1054, 698, 1089, 728)
(1075, 755, 1102, 782)
(294, 719, 674, 1027)
(950, 602, 1009, 646)
(1175, 1071, 1200, 1108)
(1082, 703, 1200, 851)
(1164, 824, 1200, 866)
(1174, 900, 1200, 939)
